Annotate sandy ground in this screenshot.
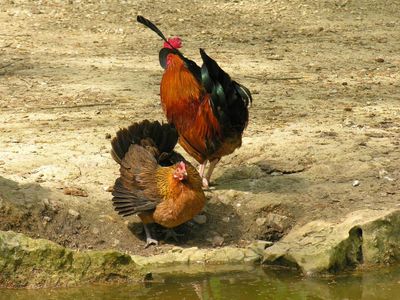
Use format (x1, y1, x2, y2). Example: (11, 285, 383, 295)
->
(0, 0, 399, 256)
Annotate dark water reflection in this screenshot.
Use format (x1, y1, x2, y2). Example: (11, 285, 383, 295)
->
(1, 265, 399, 300)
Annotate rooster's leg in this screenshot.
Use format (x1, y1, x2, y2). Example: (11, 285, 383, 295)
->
(199, 161, 209, 188)
(199, 161, 207, 178)
(204, 158, 220, 187)
(143, 224, 158, 248)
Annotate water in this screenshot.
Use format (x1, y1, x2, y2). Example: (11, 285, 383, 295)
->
(1, 266, 399, 300)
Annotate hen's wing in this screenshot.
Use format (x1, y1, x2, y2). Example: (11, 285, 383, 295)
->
(112, 144, 162, 217)
(111, 120, 184, 217)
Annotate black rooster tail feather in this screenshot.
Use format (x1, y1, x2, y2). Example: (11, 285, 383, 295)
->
(137, 15, 182, 53)
(137, 16, 169, 43)
(235, 82, 253, 106)
(111, 120, 179, 164)
(199, 48, 252, 133)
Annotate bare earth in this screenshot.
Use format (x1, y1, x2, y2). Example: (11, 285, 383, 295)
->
(0, 0, 399, 256)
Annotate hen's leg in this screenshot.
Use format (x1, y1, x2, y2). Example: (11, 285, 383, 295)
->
(163, 228, 184, 242)
(204, 158, 220, 186)
(143, 224, 158, 248)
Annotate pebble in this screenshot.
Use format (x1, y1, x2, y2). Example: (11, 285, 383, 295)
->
(212, 236, 224, 247)
(352, 180, 360, 187)
(68, 209, 81, 219)
(193, 214, 207, 225)
(222, 217, 230, 223)
(43, 216, 52, 222)
(256, 217, 267, 226)
(105, 133, 111, 139)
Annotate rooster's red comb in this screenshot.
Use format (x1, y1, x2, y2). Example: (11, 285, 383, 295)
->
(163, 37, 182, 49)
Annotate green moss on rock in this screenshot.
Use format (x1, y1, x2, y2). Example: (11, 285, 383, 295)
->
(0, 231, 143, 288)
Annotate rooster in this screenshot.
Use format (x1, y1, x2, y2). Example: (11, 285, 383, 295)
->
(111, 120, 206, 247)
(137, 16, 252, 188)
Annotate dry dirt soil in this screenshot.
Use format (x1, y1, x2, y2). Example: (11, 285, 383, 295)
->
(0, 0, 399, 256)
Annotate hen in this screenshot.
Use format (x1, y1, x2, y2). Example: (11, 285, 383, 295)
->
(137, 16, 252, 188)
(111, 120, 206, 247)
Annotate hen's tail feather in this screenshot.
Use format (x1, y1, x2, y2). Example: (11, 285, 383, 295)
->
(111, 120, 179, 164)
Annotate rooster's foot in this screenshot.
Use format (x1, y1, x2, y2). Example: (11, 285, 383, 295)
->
(145, 237, 158, 248)
(163, 229, 184, 242)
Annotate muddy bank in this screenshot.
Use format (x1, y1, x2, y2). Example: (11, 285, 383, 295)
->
(1, 209, 399, 288)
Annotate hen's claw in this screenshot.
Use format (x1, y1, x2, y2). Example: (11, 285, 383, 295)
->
(143, 223, 158, 248)
(145, 237, 158, 248)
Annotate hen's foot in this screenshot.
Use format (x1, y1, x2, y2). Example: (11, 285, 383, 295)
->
(163, 229, 184, 242)
(145, 237, 158, 248)
(143, 223, 158, 248)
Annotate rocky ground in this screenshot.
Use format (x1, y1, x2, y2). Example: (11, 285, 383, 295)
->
(0, 0, 399, 268)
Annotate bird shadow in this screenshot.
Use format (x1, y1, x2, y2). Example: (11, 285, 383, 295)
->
(0, 176, 52, 231)
(212, 159, 309, 194)
(126, 199, 243, 248)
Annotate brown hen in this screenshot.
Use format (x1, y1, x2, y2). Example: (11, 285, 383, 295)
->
(111, 120, 205, 247)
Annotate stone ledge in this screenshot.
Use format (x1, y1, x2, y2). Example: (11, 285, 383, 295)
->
(263, 209, 400, 274)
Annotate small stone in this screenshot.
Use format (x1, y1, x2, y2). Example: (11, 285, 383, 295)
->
(222, 217, 230, 223)
(265, 213, 291, 232)
(105, 133, 112, 139)
(270, 171, 283, 176)
(63, 187, 88, 197)
(212, 235, 224, 247)
(42, 198, 50, 207)
(352, 180, 360, 187)
(383, 176, 394, 182)
(375, 58, 384, 63)
(256, 217, 267, 226)
(68, 209, 81, 219)
(379, 169, 388, 178)
(104, 185, 113, 192)
(43, 216, 52, 222)
(171, 246, 183, 253)
(92, 227, 100, 235)
(193, 214, 207, 225)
